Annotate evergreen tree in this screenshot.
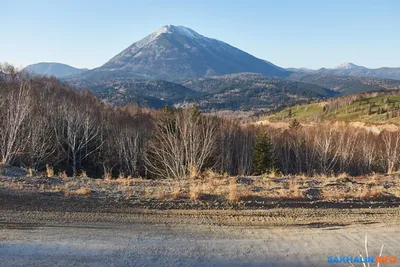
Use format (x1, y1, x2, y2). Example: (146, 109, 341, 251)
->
(368, 103, 372, 115)
(252, 132, 275, 175)
(289, 119, 301, 128)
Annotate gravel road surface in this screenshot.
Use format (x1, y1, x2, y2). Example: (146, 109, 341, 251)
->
(1, 221, 399, 267)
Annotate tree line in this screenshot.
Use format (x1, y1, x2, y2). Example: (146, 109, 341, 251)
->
(1, 64, 400, 178)
(0, 65, 254, 178)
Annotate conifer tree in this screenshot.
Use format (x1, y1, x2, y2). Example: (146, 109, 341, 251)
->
(252, 132, 275, 175)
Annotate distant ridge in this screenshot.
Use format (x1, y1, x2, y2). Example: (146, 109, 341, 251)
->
(289, 62, 400, 80)
(24, 62, 88, 78)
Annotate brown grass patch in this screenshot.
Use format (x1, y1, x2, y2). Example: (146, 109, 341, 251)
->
(201, 169, 222, 180)
(322, 185, 385, 200)
(46, 165, 54, 178)
(189, 182, 201, 200)
(104, 169, 112, 181)
(171, 186, 183, 199)
(227, 178, 238, 201)
(226, 178, 254, 201)
(187, 164, 198, 179)
(65, 187, 92, 197)
(153, 187, 169, 199)
(275, 179, 304, 199)
(361, 186, 385, 199)
(391, 187, 400, 198)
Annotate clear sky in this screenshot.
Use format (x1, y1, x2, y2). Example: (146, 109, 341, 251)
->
(1, 0, 399, 69)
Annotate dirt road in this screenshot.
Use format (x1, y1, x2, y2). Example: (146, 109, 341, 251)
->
(1, 221, 399, 267)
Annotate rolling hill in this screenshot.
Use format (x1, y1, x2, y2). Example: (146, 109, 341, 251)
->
(67, 76, 199, 108)
(266, 92, 400, 125)
(182, 73, 338, 110)
(288, 72, 400, 95)
(24, 62, 88, 78)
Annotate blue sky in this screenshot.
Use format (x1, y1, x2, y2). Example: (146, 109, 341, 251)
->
(1, 0, 399, 69)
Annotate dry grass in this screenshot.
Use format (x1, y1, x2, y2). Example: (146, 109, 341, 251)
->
(27, 168, 34, 177)
(287, 179, 304, 199)
(189, 182, 201, 200)
(275, 179, 304, 199)
(81, 171, 88, 178)
(1, 167, 398, 203)
(322, 185, 385, 200)
(337, 172, 348, 180)
(60, 171, 68, 179)
(46, 165, 54, 178)
(361, 186, 385, 199)
(187, 164, 198, 179)
(170, 183, 184, 199)
(226, 178, 255, 201)
(353, 235, 385, 267)
(114, 174, 131, 186)
(65, 187, 92, 197)
(104, 170, 112, 181)
(144, 187, 154, 198)
(202, 169, 222, 180)
(227, 178, 239, 201)
(268, 168, 282, 178)
(366, 173, 379, 186)
(391, 186, 400, 198)
(153, 187, 169, 199)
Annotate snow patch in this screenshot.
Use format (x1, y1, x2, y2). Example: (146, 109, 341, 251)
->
(335, 62, 359, 69)
(157, 25, 201, 39)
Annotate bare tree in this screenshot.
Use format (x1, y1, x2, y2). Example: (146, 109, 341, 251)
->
(359, 132, 379, 173)
(24, 105, 58, 170)
(53, 92, 103, 174)
(145, 108, 218, 179)
(313, 126, 341, 174)
(0, 80, 32, 165)
(336, 127, 359, 173)
(381, 131, 400, 174)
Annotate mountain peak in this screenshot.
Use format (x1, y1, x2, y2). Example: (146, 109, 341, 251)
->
(155, 25, 201, 39)
(335, 62, 360, 69)
(99, 25, 290, 81)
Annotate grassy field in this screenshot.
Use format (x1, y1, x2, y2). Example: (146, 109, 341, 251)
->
(266, 94, 400, 124)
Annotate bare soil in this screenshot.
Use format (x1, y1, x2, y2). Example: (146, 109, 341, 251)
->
(1, 173, 400, 266)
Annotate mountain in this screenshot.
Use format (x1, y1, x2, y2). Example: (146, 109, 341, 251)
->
(288, 72, 400, 95)
(94, 25, 290, 81)
(24, 62, 88, 78)
(289, 62, 400, 80)
(319, 63, 400, 80)
(334, 62, 362, 70)
(182, 73, 338, 110)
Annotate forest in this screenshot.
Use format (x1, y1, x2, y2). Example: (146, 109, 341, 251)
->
(1, 64, 400, 179)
